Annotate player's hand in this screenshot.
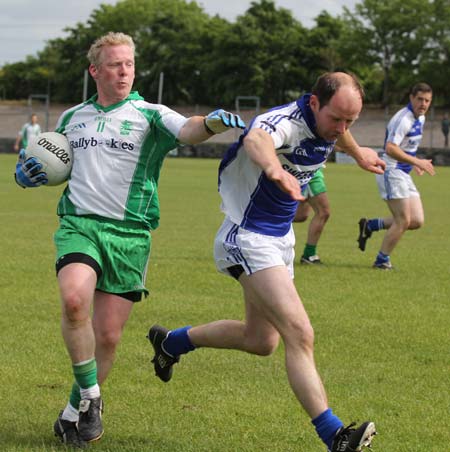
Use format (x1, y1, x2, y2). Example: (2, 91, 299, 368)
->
(413, 165, 424, 176)
(204, 109, 245, 134)
(265, 164, 305, 202)
(14, 149, 48, 188)
(415, 158, 435, 176)
(355, 147, 386, 174)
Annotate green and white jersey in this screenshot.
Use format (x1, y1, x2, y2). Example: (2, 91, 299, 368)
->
(20, 122, 41, 147)
(55, 91, 187, 230)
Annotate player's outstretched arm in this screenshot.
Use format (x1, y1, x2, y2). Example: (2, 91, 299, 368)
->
(244, 128, 304, 202)
(336, 131, 385, 174)
(386, 142, 435, 176)
(178, 109, 245, 144)
(352, 146, 386, 174)
(14, 149, 48, 188)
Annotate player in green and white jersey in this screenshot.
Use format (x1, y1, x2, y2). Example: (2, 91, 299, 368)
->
(14, 113, 41, 152)
(14, 32, 245, 448)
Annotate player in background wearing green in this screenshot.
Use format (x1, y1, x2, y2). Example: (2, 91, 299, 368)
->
(14, 32, 245, 449)
(293, 167, 330, 264)
(13, 113, 41, 152)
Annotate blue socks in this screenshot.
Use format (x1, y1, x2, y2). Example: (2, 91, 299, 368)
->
(163, 326, 196, 356)
(367, 218, 384, 232)
(375, 251, 390, 265)
(312, 408, 343, 450)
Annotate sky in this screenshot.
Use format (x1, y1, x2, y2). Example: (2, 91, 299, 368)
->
(0, 0, 357, 67)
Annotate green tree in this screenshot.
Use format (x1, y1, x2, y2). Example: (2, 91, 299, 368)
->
(419, 0, 450, 105)
(207, 0, 309, 105)
(306, 11, 345, 73)
(339, 0, 432, 105)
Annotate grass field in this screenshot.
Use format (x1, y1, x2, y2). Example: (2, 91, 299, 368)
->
(1, 154, 449, 451)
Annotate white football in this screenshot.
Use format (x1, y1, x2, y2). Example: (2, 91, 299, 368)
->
(25, 132, 73, 186)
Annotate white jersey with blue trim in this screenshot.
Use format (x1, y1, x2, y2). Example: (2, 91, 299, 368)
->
(382, 103, 425, 173)
(218, 94, 335, 237)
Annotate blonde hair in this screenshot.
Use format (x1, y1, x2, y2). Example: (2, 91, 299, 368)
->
(87, 32, 135, 66)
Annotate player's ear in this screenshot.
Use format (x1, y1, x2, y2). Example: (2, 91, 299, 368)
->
(310, 94, 320, 113)
(89, 64, 98, 80)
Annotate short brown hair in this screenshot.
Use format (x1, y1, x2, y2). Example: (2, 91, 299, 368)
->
(410, 82, 432, 96)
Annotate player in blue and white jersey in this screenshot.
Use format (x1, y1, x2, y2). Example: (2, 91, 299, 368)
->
(14, 32, 244, 448)
(357, 82, 435, 269)
(148, 72, 384, 452)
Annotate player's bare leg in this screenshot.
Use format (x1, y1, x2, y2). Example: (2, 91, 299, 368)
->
(380, 197, 423, 255)
(58, 264, 97, 363)
(188, 266, 328, 418)
(93, 292, 134, 384)
(57, 263, 103, 443)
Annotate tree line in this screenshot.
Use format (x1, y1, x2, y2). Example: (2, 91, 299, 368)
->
(1, 0, 449, 107)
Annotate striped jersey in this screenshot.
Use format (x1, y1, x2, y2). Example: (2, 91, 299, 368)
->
(382, 103, 425, 173)
(55, 92, 187, 229)
(218, 94, 335, 237)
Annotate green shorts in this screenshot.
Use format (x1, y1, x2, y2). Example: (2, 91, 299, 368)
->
(302, 168, 326, 198)
(54, 215, 151, 301)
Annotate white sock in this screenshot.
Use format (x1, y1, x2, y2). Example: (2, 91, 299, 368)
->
(80, 383, 101, 400)
(62, 402, 79, 423)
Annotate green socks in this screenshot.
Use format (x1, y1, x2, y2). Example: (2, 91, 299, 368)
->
(303, 243, 317, 258)
(73, 359, 98, 389)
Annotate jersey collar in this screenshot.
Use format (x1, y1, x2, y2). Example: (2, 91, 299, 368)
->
(297, 94, 318, 135)
(297, 94, 335, 144)
(88, 91, 144, 112)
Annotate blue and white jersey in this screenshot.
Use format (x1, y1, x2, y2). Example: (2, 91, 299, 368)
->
(218, 94, 335, 237)
(382, 103, 425, 173)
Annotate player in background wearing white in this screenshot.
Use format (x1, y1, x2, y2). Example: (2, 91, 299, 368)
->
(148, 72, 384, 452)
(14, 32, 245, 449)
(14, 113, 41, 152)
(293, 167, 330, 264)
(357, 82, 435, 269)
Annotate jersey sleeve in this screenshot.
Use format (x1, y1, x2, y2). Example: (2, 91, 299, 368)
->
(251, 113, 294, 149)
(386, 115, 411, 146)
(154, 104, 188, 139)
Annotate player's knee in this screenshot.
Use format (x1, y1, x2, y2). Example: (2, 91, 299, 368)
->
(290, 320, 315, 351)
(293, 213, 309, 223)
(322, 209, 331, 221)
(257, 336, 280, 356)
(319, 209, 331, 223)
(62, 292, 90, 323)
(248, 333, 279, 356)
(409, 218, 424, 230)
(96, 328, 121, 351)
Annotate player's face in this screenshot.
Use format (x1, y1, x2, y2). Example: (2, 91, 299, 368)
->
(311, 86, 362, 141)
(410, 91, 432, 117)
(90, 44, 135, 106)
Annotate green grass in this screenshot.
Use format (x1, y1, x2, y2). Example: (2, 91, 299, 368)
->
(1, 155, 449, 451)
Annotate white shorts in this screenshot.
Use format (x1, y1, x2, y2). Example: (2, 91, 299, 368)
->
(214, 217, 295, 279)
(376, 169, 420, 200)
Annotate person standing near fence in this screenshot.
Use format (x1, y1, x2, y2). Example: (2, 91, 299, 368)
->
(14, 113, 41, 152)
